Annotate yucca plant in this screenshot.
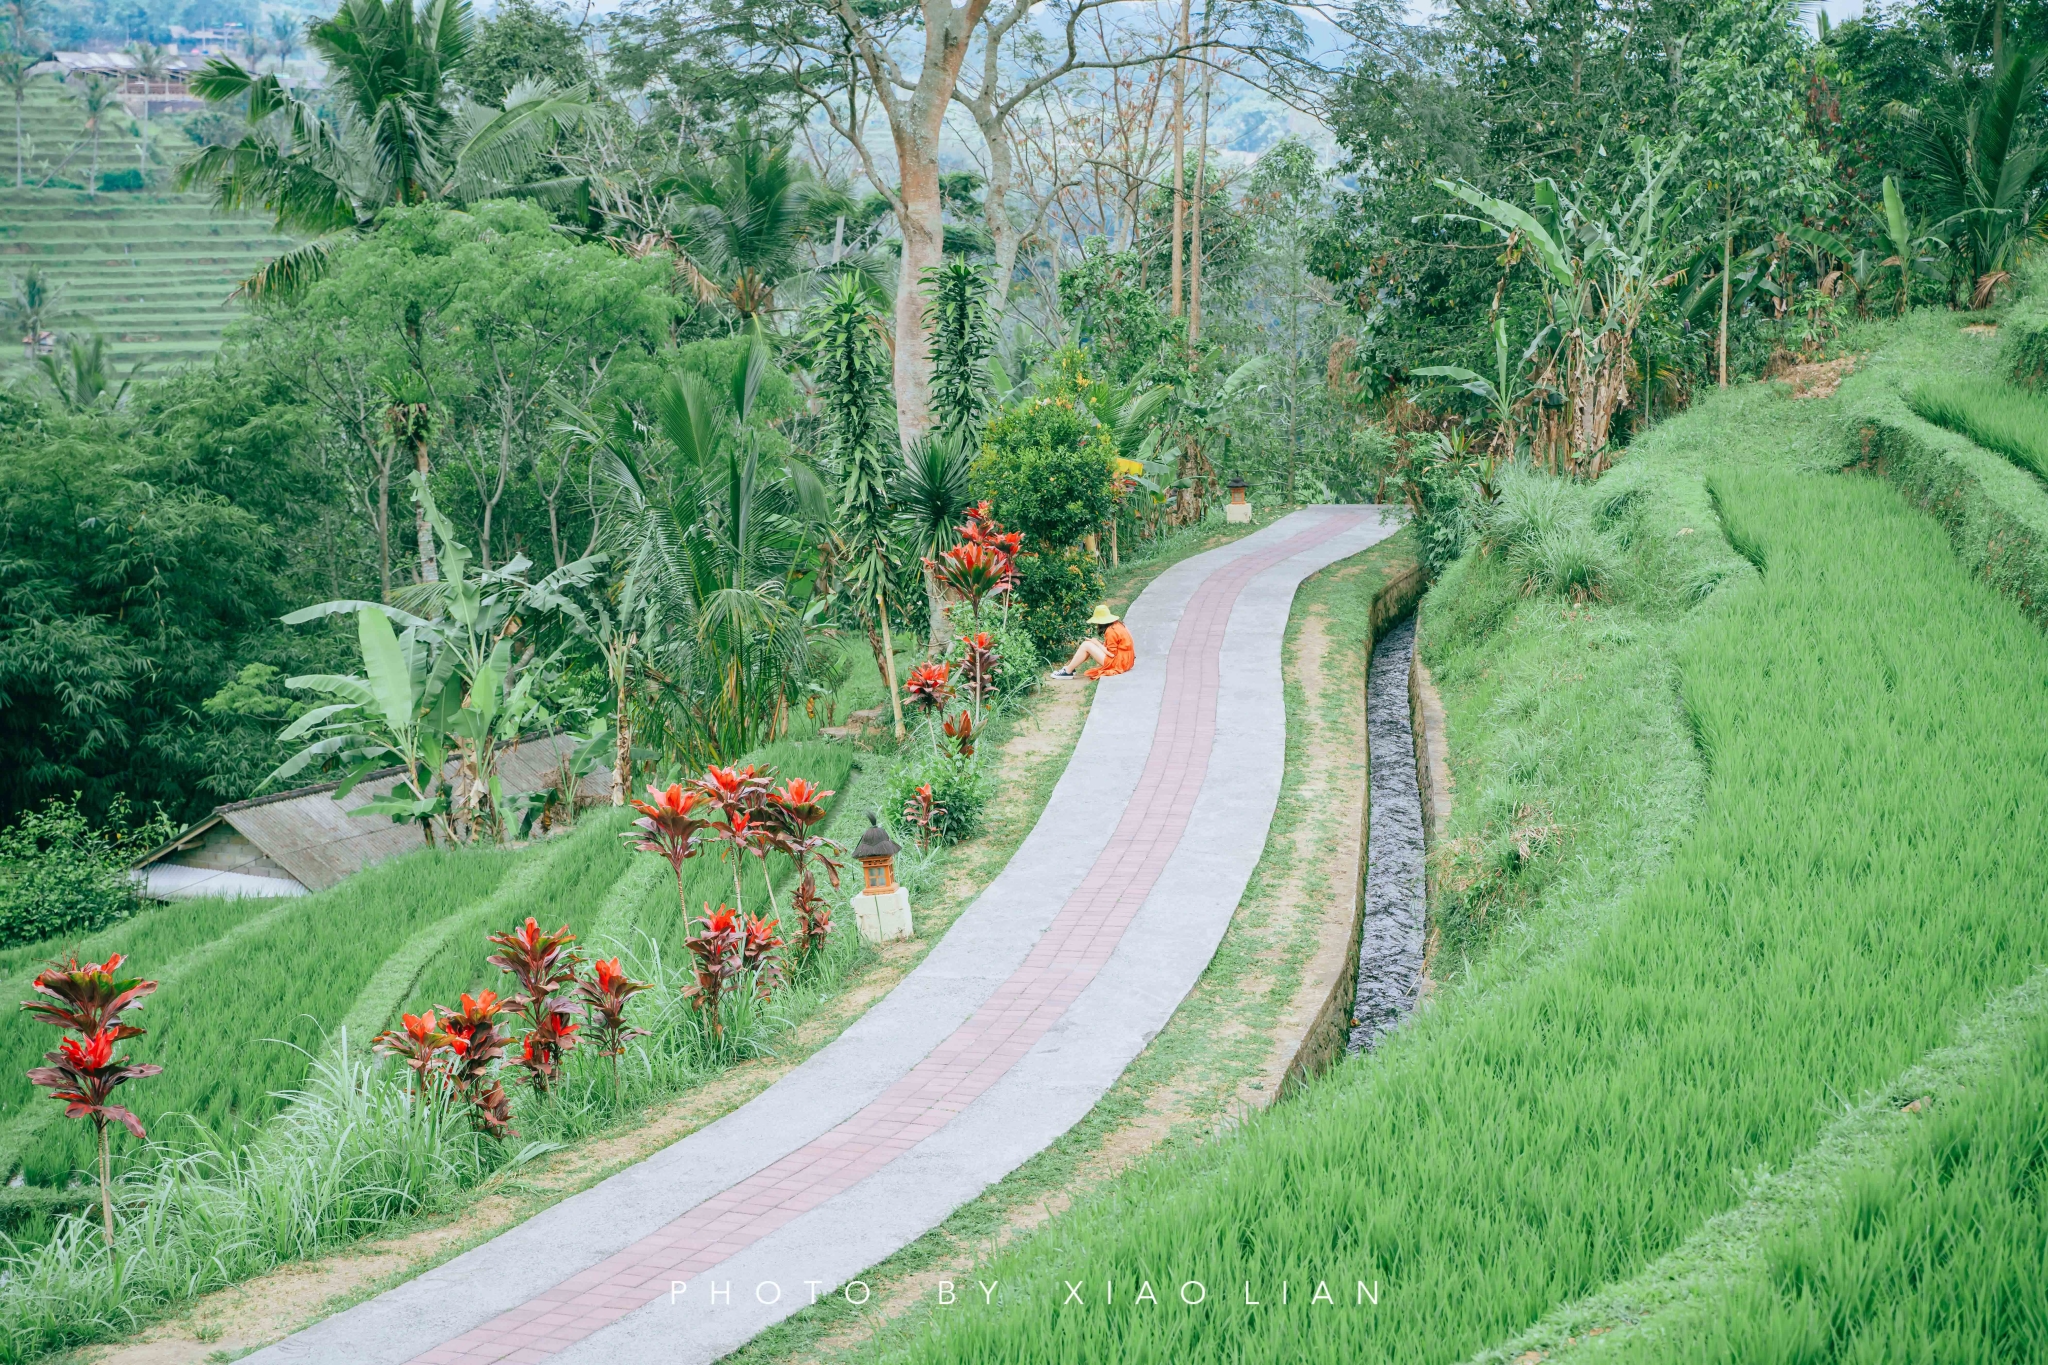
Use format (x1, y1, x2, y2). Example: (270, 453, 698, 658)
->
(22, 955, 162, 1244)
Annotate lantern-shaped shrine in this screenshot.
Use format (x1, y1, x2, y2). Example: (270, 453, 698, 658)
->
(1226, 475, 1251, 523)
(850, 814, 913, 943)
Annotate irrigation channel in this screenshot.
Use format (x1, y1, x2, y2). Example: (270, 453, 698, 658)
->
(1349, 614, 1426, 1052)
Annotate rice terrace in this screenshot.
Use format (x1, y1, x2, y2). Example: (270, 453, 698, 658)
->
(1, 1, 2044, 1363)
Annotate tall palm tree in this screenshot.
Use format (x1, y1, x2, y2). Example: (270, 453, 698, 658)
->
(178, 0, 587, 297)
(126, 41, 170, 179)
(0, 47, 51, 189)
(1914, 44, 2048, 307)
(596, 337, 826, 761)
(70, 72, 127, 197)
(661, 124, 837, 323)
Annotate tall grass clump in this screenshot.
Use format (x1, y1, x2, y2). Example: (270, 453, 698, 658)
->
(1906, 377, 2048, 483)
(1613, 1007, 2048, 1365)
(0, 1043, 499, 1362)
(858, 466, 2048, 1365)
(1479, 468, 1620, 600)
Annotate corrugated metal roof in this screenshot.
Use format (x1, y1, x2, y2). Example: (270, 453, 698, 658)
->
(136, 733, 609, 893)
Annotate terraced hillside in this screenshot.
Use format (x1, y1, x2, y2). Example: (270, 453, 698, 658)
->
(4, 87, 289, 372)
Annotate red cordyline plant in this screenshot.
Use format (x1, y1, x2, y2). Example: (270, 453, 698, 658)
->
(957, 632, 1001, 719)
(436, 991, 517, 1137)
(486, 918, 584, 1092)
(682, 905, 746, 1038)
(902, 782, 948, 852)
(22, 954, 161, 1244)
(374, 1009, 459, 1099)
(690, 765, 776, 915)
(742, 915, 784, 997)
(943, 710, 977, 758)
(904, 661, 954, 715)
(929, 541, 1011, 627)
(788, 871, 833, 961)
(575, 958, 650, 1099)
(627, 782, 713, 910)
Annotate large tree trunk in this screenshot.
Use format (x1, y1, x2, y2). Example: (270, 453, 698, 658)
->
(980, 109, 1019, 317)
(1718, 225, 1732, 390)
(894, 149, 945, 448)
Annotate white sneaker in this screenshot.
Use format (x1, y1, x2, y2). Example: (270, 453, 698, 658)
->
(1050, 668, 1076, 679)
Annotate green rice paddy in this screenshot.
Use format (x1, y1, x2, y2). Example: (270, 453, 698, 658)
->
(1907, 374, 2048, 486)
(2, 738, 859, 1189)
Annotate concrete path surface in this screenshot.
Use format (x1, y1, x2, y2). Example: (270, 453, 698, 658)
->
(246, 506, 1397, 1365)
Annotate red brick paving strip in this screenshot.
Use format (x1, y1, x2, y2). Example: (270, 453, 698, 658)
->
(411, 511, 1370, 1365)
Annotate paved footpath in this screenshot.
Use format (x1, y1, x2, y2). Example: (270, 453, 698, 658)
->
(248, 506, 1397, 1365)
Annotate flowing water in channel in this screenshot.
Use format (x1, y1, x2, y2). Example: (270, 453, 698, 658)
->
(1348, 615, 1426, 1053)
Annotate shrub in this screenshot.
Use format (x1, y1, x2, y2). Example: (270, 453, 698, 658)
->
(1012, 546, 1104, 665)
(0, 798, 162, 948)
(940, 607, 1041, 702)
(95, 168, 144, 193)
(1477, 466, 1576, 556)
(887, 751, 987, 848)
(2004, 311, 2048, 391)
(974, 397, 1118, 549)
(1325, 423, 1400, 503)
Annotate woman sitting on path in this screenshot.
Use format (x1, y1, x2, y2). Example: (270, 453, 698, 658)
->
(1052, 605, 1136, 680)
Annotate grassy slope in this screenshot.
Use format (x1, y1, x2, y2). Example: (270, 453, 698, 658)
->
(837, 328, 2048, 1364)
(6, 849, 517, 1184)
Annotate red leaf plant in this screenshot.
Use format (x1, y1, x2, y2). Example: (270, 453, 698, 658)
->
(373, 1009, 461, 1099)
(436, 991, 517, 1137)
(627, 782, 713, 909)
(742, 915, 784, 997)
(904, 661, 954, 714)
(22, 954, 161, 1243)
(902, 782, 948, 852)
(943, 710, 977, 758)
(487, 918, 585, 1092)
(682, 905, 746, 1038)
(928, 541, 1011, 627)
(788, 870, 833, 961)
(690, 765, 776, 915)
(957, 632, 1002, 716)
(575, 958, 651, 1099)
(960, 500, 1023, 569)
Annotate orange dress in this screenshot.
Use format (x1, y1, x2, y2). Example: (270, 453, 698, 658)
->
(1087, 621, 1136, 680)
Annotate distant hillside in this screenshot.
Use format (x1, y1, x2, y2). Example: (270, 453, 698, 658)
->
(1, 188, 293, 372)
(3, 82, 290, 373)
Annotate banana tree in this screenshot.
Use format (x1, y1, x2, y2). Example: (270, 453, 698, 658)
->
(271, 476, 599, 842)
(1438, 141, 1687, 474)
(1411, 314, 1545, 494)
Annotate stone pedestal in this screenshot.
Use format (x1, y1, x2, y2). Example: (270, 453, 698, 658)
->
(1226, 502, 1252, 524)
(852, 886, 914, 943)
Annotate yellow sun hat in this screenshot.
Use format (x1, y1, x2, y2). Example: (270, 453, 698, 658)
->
(1087, 605, 1120, 626)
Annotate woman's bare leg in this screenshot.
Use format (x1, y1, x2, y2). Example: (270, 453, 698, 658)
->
(1061, 639, 1107, 673)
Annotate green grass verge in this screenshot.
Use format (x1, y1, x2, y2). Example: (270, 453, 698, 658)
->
(1905, 374, 2048, 484)
(829, 349, 2048, 1364)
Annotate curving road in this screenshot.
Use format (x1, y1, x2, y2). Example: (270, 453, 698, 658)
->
(246, 505, 1397, 1365)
